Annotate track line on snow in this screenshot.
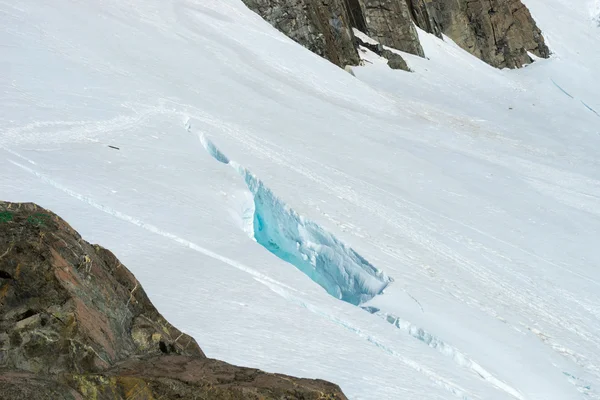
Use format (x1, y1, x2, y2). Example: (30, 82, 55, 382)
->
(1, 146, 38, 165)
(7, 159, 299, 294)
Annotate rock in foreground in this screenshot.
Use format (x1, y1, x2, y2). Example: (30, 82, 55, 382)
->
(0, 201, 347, 400)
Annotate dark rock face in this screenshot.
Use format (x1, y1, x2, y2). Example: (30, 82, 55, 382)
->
(0, 202, 203, 376)
(405, 0, 443, 39)
(0, 201, 348, 400)
(406, 0, 550, 68)
(356, 35, 411, 71)
(359, 0, 425, 56)
(241, 0, 548, 70)
(241, 0, 360, 67)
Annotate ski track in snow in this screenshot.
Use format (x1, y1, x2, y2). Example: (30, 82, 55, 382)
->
(5, 157, 298, 294)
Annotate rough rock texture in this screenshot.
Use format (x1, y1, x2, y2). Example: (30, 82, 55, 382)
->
(241, 0, 548, 70)
(405, 0, 443, 38)
(406, 0, 550, 68)
(0, 202, 203, 376)
(356, 35, 411, 71)
(0, 201, 348, 400)
(241, 0, 360, 67)
(358, 0, 425, 56)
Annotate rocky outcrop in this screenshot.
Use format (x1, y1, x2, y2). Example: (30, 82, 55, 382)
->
(405, 0, 443, 39)
(355, 34, 411, 71)
(241, 0, 417, 69)
(358, 0, 424, 56)
(241, 0, 549, 70)
(0, 201, 348, 400)
(241, 0, 360, 67)
(405, 0, 550, 68)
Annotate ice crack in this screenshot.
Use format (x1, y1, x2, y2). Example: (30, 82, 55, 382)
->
(197, 132, 392, 305)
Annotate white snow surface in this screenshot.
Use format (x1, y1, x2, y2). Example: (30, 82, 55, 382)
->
(2, 1, 600, 399)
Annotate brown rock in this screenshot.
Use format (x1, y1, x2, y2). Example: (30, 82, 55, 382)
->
(405, 0, 443, 39)
(355, 34, 411, 71)
(241, 0, 360, 67)
(0, 201, 348, 400)
(359, 0, 425, 57)
(406, 0, 550, 68)
(64, 356, 346, 400)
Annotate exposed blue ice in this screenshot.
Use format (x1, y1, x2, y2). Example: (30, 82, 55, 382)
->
(375, 311, 525, 399)
(361, 306, 381, 314)
(562, 372, 593, 395)
(199, 133, 230, 164)
(551, 78, 574, 98)
(549, 80, 599, 118)
(198, 133, 392, 305)
(239, 167, 391, 304)
(581, 100, 600, 117)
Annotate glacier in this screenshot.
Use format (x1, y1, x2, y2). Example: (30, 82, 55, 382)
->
(1, 0, 600, 399)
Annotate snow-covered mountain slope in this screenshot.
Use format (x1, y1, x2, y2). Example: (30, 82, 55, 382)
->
(1, 1, 599, 399)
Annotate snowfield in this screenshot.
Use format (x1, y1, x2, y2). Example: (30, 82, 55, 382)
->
(2, 0, 599, 399)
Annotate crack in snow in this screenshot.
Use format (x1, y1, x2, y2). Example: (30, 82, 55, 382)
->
(195, 130, 532, 399)
(374, 311, 525, 400)
(257, 277, 473, 400)
(197, 131, 392, 305)
(194, 130, 535, 400)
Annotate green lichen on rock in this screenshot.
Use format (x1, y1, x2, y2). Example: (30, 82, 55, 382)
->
(0, 211, 13, 223)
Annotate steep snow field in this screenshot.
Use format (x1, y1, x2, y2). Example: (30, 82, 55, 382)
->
(2, 1, 599, 399)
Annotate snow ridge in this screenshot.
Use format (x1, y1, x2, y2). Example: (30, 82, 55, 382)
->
(197, 131, 392, 305)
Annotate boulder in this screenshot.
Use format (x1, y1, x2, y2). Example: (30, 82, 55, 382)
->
(356, 35, 411, 71)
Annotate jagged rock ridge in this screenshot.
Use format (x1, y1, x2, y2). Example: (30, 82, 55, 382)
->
(242, 0, 549, 70)
(0, 201, 348, 400)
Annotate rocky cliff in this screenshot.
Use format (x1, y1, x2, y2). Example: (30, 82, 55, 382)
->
(0, 201, 348, 400)
(406, 0, 550, 68)
(241, 0, 360, 67)
(359, 0, 424, 56)
(242, 0, 549, 70)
